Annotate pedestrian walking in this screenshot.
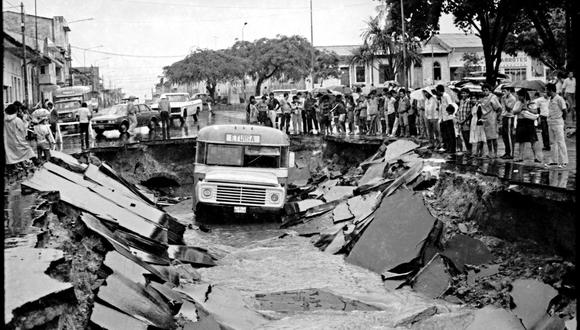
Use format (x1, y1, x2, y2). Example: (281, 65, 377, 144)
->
(499, 86, 516, 158)
(545, 83, 568, 168)
(513, 89, 541, 163)
(4, 103, 36, 166)
(158, 96, 171, 139)
(562, 71, 575, 121)
(34, 117, 55, 163)
(480, 83, 502, 158)
(456, 88, 473, 154)
(77, 102, 92, 149)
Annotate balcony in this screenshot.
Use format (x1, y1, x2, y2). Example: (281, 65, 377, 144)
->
(39, 73, 57, 85)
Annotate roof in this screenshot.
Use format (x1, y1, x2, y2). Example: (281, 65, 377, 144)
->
(434, 33, 482, 49)
(197, 124, 290, 146)
(420, 42, 449, 55)
(316, 45, 360, 57)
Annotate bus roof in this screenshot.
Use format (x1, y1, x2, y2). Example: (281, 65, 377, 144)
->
(54, 86, 92, 97)
(197, 124, 289, 146)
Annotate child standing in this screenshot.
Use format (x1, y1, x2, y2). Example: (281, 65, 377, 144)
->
(34, 118, 55, 162)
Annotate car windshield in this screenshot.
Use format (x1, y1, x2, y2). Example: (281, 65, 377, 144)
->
(166, 95, 188, 102)
(111, 104, 128, 115)
(54, 101, 80, 111)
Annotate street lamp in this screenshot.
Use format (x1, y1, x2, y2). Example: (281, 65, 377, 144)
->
(242, 22, 247, 42)
(82, 45, 103, 68)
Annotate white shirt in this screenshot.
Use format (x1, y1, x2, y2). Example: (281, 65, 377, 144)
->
(562, 77, 576, 94)
(387, 97, 396, 114)
(34, 123, 55, 144)
(77, 107, 92, 123)
(533, 96, 549, 117)
(424, 97, 439, 120)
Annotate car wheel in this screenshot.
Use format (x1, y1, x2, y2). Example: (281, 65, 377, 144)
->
(94, 128, 105, 136)
(119, 122, 129, 134)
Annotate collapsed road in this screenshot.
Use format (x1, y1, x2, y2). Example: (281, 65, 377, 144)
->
(3, 135, 576, 329)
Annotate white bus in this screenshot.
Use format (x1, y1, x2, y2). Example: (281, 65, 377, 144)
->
(193, 124, 292, 220)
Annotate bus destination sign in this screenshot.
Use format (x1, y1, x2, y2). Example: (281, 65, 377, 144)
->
(225, 133, 261, 144)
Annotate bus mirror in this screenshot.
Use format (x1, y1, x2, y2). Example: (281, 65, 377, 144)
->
(289, 152, 295, 168)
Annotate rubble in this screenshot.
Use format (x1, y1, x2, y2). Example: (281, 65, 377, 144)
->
(90, 302, 149, 330)
(441, 234, 493, 273)
(510, 279, 559, 329)
(410, 254, 452, 299)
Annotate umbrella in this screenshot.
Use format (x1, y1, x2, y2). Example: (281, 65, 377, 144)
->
(311, 87, 333, 96)
(410, 85, 459, 103)
(507, 80, 546, 92)
(327, 85, 352, 95)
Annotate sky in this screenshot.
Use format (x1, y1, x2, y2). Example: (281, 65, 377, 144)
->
(3, 0, 462, 99)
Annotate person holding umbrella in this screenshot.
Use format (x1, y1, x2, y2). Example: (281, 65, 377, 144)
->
(513, 89, 541, 163)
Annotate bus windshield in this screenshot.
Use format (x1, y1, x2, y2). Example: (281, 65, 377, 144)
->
(200, 143, 287, 168)
(54, 101, 81, 111)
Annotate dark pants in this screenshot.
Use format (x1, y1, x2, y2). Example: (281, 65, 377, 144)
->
(306, 111, 318, 132)
(540, 115, 550, 150)
(501, 117, 514, 156)
(301, 111, 308, 133)
(79, 122, 90, 148)
(387, 113, 396, 135)
(280, 113, 291, 133)
(440, 119, 456, 153)
(461, 130, 472, 154)
(160, 111, 170, 139)
(408, 113, 417, 136)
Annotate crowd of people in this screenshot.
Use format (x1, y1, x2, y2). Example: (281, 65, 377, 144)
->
(246, 77, 573, 168)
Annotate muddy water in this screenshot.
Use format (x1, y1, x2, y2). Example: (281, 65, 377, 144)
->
(166, 200, 462, 329)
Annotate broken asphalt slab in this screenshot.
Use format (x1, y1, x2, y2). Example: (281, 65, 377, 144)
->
(254, 288, 382, 314)
(410, 254, 452, 299)
(510, 279, 559, 329)
(90, 301, 149, 330)
(4, 248, 75, 324)
(441, 234, 492, 273)
(322, 186, 355, 203)
(167, 245, 217, 267)
(346, 188, 437, 274)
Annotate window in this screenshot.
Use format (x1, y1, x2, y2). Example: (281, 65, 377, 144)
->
(503, 68, 527, 82)
(40, 66, 46, 74)
(355, 66, 365, 83)
(378, 64, 388, 83)
(206, 144, 244, 166)
(198, 143, 285, 168)
(433, 61, 441, 81)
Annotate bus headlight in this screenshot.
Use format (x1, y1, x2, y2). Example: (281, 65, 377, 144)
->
(201, 188, 213, 198)
(270, 193, 280, 202)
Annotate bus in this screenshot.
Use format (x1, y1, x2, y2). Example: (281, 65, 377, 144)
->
(53, 86, 92, 135)
(193, 124, 292, 220)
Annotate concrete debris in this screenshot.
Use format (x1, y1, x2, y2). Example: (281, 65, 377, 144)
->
(49, 150, 88, 173)
(90, 301, 149, 330)
(167, 245, 217, 267)
(177, 284, 269, 330)
(441, 234, 492, 273)
(284, 199, 323, 216)
(510, 279, 559, 329)
(346, 188, 437, 274)
(148, 281, 185, 309)
(332, 201, 354, 223)
(99, 162, 157, 205)
(97, 272, 174, 329)
(394, 306, 439, 327)
(383, 140, 420, 163)
(379, 160, 424, 198)
(322, 185, 355, 203)
(254, 288, 382, 313)
(103, 250, 152, 285)
(288, 166, 311, 187)
(410, 254, 452, 299)
(347, 192, 380, 221)
(176, 300, 199, 323)
(320, 178, 339, 192)
(5, 248, 75, 324)
(565, 318, 576, 330)
(286, 212, 335, 237)
(466, 306, 526, 330)
(358, 162, 388, 186)
(466, 264, 501, 286)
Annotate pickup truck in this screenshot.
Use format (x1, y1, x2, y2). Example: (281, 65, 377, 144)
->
(151, 92, 202, 125)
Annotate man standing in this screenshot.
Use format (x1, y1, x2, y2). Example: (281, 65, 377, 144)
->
(423, 89, 440, 149)
(126, 99, 138, 132)
(256, 95, 269, 126)
(545, 83, 568, 168)
(279, 93, 292, 134)
(456, 88, 472, 154)
(297, 92, 307, 134)
(158, 95, 171, 139)
(562, 71, 575, 121)
(533, 91, 550, 151)
(397, 88, 410, 137)
(47, 102, 58, 137)
(500, 86, 516, 159)
(77, 102, 92, 149)
(386, 91, 396, 136)
(303, 92, 317, 134)
(267, 92, 280, 128)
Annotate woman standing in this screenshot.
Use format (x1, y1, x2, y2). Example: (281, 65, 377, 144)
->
(480, 84, 502, 158)
(513, 89, 541, 163)
(469, 94, 487, 157)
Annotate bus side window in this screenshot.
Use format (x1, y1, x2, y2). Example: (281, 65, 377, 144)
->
(280, 147, 289, 168)
(196, 142, 206, 164)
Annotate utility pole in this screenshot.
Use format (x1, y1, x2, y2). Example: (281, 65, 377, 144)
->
(400, 0, 407, 90)
(21, 3, 29, 105)
(309, 0, 315, 89)
(34, 0, 38, 50)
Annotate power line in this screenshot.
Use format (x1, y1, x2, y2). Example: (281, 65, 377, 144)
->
(71, 46, 186, 58)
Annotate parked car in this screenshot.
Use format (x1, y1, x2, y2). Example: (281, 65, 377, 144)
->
(191, 93, 212, 105)
(91, 103, 159, 135)
(150, 93, 202, 125)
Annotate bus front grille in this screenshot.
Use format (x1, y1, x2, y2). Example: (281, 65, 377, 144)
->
(216, 185, 266, 206)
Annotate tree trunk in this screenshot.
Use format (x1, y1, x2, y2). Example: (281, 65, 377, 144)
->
(255, 77, 264, 96)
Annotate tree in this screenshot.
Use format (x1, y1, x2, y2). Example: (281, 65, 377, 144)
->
(313, 50, 341, 85)
(380, 0, 444, 39)
(443, 0, 525, 85)
(454, 52, 482, 79)
(229, 35, 338, 95)
(163, 49, 246, 100)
